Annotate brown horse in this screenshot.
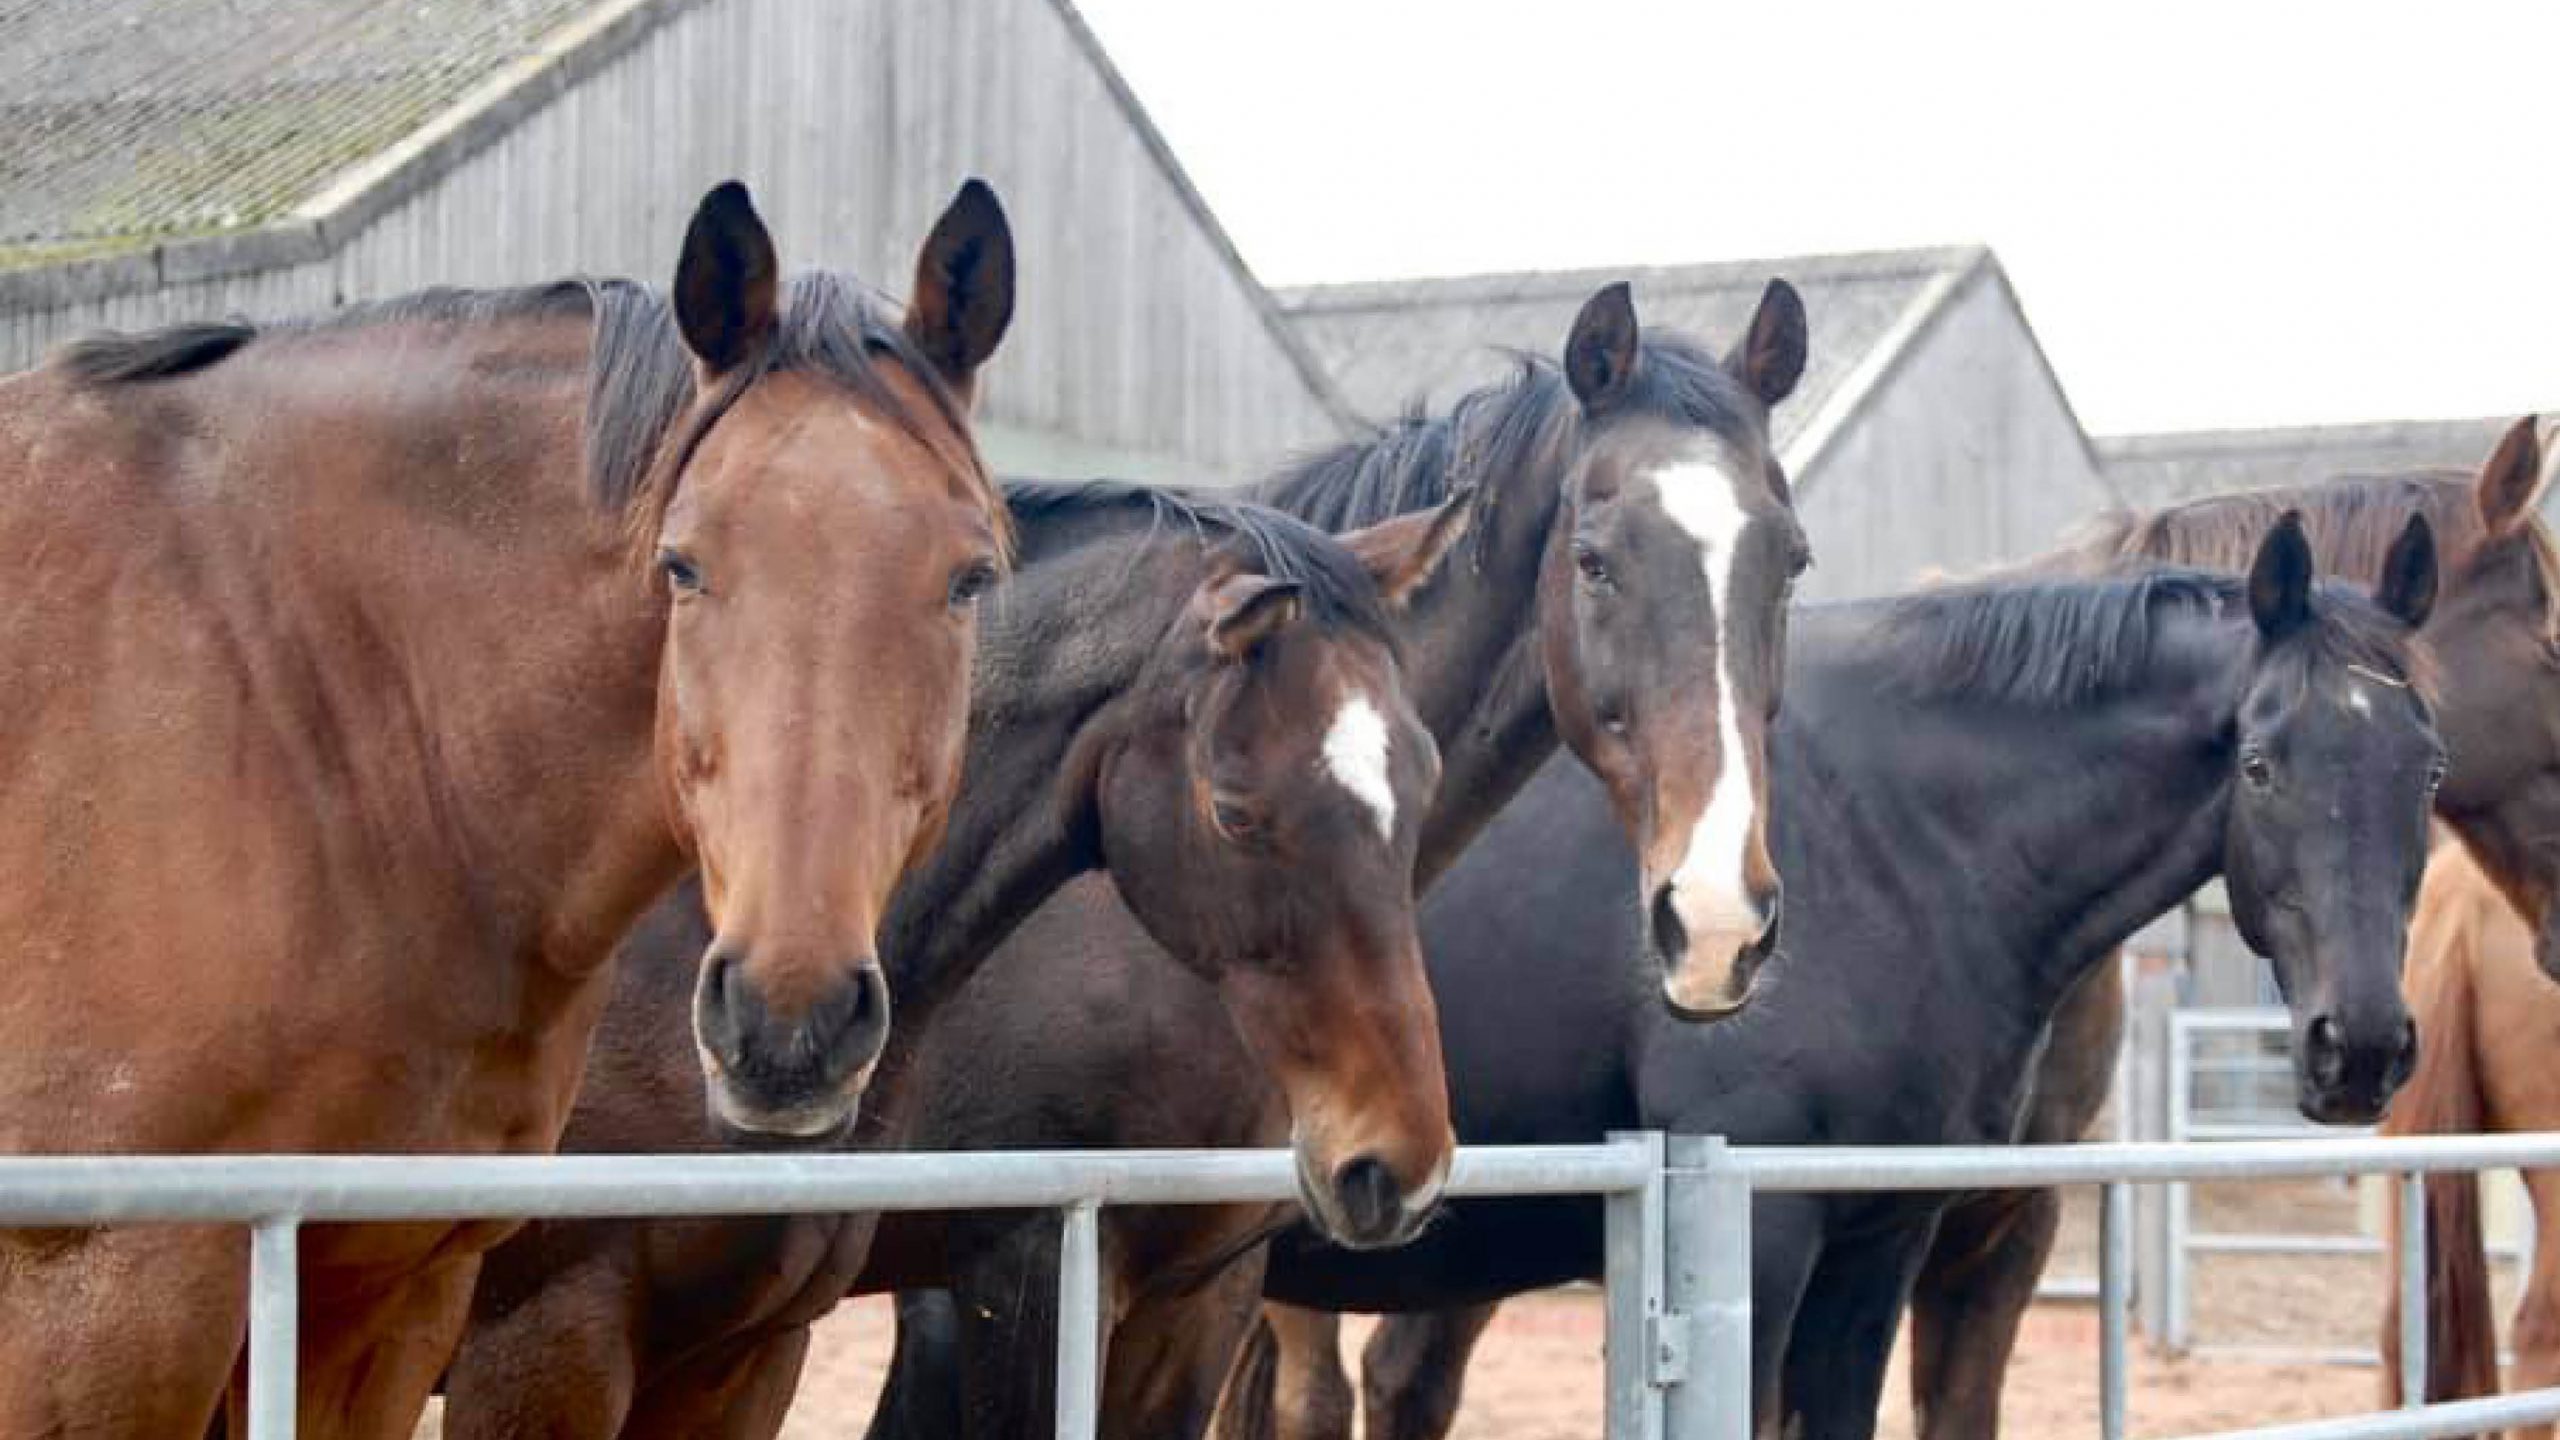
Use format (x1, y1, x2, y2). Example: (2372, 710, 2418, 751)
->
(443, 482, 1476, 1438)
(1905, 416, 2558, 1440)
(0, 180, 1015, 1438)
(2379, 836, 2560, 1432)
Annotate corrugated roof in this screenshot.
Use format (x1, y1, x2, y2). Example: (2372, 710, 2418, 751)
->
(2096, 417, 2523, 510)
(1278, 248, 1983, 461)
(0, 0, 601, 266)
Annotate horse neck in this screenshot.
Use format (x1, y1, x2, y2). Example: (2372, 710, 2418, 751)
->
(872, 518, 1186, 1021)
(222, 320, 686, 975)
(1251, 417, 1573, 888)
(1794, 607, 2243, 1023)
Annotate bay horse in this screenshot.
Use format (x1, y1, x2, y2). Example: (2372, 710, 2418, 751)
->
(443, 479, 1477, 1437)
(848, 281, 1816, 1440)
(1232, 520, 2445, 1440)
(1905, 416, 2558, 1440)
(0, 180, 1017, 1439)
(2378, 835, 2560, 1431)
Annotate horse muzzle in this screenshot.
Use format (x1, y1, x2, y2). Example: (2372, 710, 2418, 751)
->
(1293, 1140, 1451, 1252)
(1652, 879, 1778, 1020)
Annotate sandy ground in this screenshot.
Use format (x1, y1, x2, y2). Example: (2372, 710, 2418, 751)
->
(412, 1176, 2523, 1437)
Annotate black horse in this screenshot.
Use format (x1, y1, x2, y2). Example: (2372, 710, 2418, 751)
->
(1204, 517, 2443, 1440)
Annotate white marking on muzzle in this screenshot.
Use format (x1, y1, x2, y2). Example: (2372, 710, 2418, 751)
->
(1653, 457, 1762, 942)
(1321, 692, 1398, 841)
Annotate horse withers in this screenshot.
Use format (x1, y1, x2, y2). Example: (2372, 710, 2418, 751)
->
(0, 180, 1014, 1438)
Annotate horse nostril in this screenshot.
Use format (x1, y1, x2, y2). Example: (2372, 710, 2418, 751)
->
(1333, 1155, 1403, 1240)
(1649, 887, 1687, 970)
(1751, 884, 1782, 942)
(2394, 1016, 2421, 1080)
(696, 948, 752, 1061)
(2306, 1014, 2347, 1088)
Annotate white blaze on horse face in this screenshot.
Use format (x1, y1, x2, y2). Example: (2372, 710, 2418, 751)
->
(1652, 454, 1764, 945)
(1321, 690, 1398, 841)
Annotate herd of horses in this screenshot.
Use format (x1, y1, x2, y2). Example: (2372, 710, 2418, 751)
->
(0, 169, 2551, 1440)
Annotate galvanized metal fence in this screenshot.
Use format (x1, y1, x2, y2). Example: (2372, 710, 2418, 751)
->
(8, 1133, 2560, 1438)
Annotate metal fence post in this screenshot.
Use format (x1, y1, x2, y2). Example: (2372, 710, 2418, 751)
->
(2101, 1181, 2131, 1440)
(247, 1218, 299, 1440)
(1056, 1201, 1101, 1440)
(2165, 1010, 2194, 1353)
(1665, 1135, 1752, 1440)
(2398, 1170, 2425, 1409)
(1604, 1131, 1668, 1440)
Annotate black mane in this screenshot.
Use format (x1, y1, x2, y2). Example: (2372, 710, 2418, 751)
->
(1004, 478, 1395, 643)
(51, 274, 983, 528)
(1874, 568, 2429, 708)
(1250, 333, 1763, 536)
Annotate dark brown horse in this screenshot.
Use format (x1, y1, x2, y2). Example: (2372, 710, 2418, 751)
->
(845, 282, 1815, 1440)
(1906, 417, 2558, 1440)
(0, 180, 1016, 1438)
(444, 481, 1477, 1438)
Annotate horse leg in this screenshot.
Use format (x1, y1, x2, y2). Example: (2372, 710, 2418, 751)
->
(945, 1211, 1083, 1440)
(1904, 1187, 2060, 1440)
(619, 1327, 813, 1440)
(1097, 1246, 1269, 1440)
(286, 1252, 482, 1440)
(2509, 1170, 2560, 1440)
(442, 1245, 643, 1440)
(0, 1228, 243, 1437)
(1747, 1194, 1829, 1433)
(1776, 1216, 1937, 1440)
(1358, 1301, 1500, 1440)
(867, 1292, 965, 1440)
(1212, 1304, 1353, 1440)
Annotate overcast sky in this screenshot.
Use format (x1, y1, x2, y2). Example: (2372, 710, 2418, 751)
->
(1075, 2, 2556, 438)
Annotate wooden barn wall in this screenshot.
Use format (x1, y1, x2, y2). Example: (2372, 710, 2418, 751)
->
(0, 0, 1343, 482)
(1790, 273, 2115, 601)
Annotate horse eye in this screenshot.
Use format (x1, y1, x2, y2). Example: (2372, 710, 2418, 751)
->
(1574, 543, 1613, 589)
(948, 560, 999, 608)
(657, 548, 704, 595)
(2240, 750, 2274, 790)
(1211, 798, 1265, 844)
(1596, 700, 1631, 737)
(2426, 758, 2448, 795)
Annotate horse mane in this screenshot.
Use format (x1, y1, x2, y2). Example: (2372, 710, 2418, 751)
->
(1875, 568, 2433, 708)
(1003, 478, 1396, 645)
(1250, 334, 1760, 539)
(51, 274, 1003, 557)
(2068, 472, 2560, 644)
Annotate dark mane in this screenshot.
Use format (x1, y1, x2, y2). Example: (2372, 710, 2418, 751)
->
(1249, 333, 1762, 537)
(50, 274, 997, 547)
(1003, 478, 1396, 645)
(1874, 568, 2432, 708)
(2063, 472, 2560, 642)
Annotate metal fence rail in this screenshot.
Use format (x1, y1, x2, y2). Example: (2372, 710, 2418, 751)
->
(8, 1132, 2560, 1439)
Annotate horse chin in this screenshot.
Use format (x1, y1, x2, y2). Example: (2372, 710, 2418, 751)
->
(702, 1073, 865, 1149)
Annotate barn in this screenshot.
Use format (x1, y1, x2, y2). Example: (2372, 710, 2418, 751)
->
(0, 0, 1354, 483)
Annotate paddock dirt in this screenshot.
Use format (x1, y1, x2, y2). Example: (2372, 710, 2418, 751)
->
(414, 1175, 2519, 1437)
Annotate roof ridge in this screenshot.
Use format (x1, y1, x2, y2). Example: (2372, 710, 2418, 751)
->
(1276, 245, 1986, 315)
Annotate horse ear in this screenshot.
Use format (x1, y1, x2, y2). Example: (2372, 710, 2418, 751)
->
(673, 181, 779, 377)
(2475, 415, 2546, 538)
(1199, 574, 1304, 661)
(1565, 282, 1640, 413)
(2248, 510, 2316, 639)
(2375, 513, 2438, 629)
(906, 179, 1017, 404)
(1725, 278, 1808, 409)
(1338, 487, 1476, 609)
